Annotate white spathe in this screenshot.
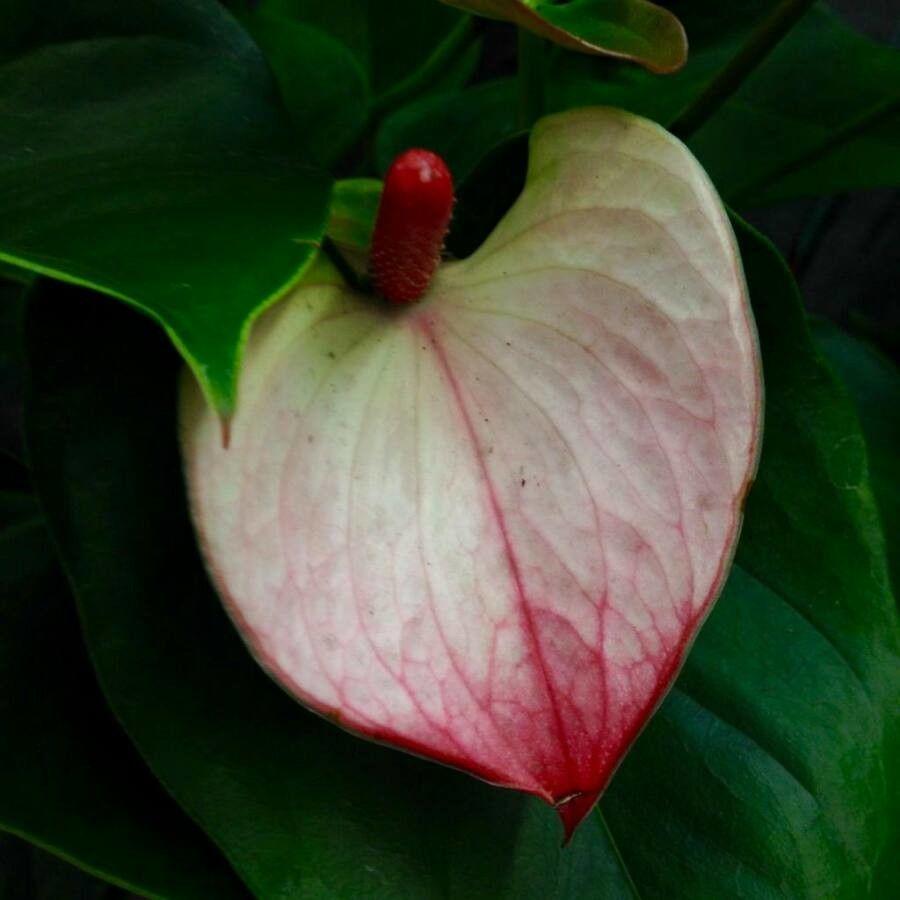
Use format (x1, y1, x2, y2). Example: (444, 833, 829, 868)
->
(181, 108, 762, 836)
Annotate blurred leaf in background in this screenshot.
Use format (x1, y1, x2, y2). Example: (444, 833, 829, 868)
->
(0, 455, 245, 898)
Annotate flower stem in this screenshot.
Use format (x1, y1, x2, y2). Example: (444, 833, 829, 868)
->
(517, 29, 545, 131)
(670, 0, 817, 139)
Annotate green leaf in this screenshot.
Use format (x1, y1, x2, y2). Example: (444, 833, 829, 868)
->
(243, 0, 476, 106)
(371, 1, 781, 191)
(24, 212, 900, 896)
(369, 2, 474, 98)
(812, 319, 900, 599)
(237, 12, 369, 167)
(0, 0, 331, 414)
(544, 0, 775, 120)
(601, 218, 900, 897)
(326, 179, 382, 279)
(689, 6, 900, 203)
(551, 3, 900, 203)
(422, 126, 900, 888)
(0, 263, 33, 288)
(25, 284, 638, 897)
(376, 81, 519, 182)
(441, 0, 687, 72)
(0, 492, 246, 898)
(0, 836, 121, 900)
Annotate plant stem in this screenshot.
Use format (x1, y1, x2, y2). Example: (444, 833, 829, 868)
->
(371, 16, 478, 119)
(517, 29, 545, 131)
(670, 0, 818, 139)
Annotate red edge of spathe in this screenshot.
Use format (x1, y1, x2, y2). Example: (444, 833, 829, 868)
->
(179, 292, 762, 846)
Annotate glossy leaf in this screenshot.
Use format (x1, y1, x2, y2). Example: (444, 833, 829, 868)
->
(0, 491, 245, 898)
(690, 5, 900, 203)
(404, 5, 900, 206)
(601, 218, 900, 897)
(26, 280, 639, 898)
(25, 161, 899, 900)
(183, 108, 761, 834)
(555, 4, 900, 202)
(326, 179, 383, 280)
(241, 0, 477, 103)
(547, 0, 802, 125)
(376, 81, 520, 183)
(237, 11, 369, 166)
(0, 0, 331, 414)
(372, 9, 749, 193)
(441, 0, 687, 72)
(372, 0, 788, 191)
(813, 319, 900, 596)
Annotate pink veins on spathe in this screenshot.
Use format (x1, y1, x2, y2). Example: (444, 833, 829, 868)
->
(181, 108, 762, 838)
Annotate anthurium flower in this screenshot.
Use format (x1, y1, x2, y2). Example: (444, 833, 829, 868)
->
(181, 107, 762, 838)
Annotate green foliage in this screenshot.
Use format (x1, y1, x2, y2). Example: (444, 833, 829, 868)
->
(376, 81, 519, 181)
(377, 4, 900, 206)
(240, 0, 479, 102)
(813, 320, 900, 597)
(691, 6, 900, 202)
(237, 11, 370, 167)
(440, 0, 687, 72)
(326, 179, 383, 279)
(2, 0, 900, 894)
(0, 0, 331, 414)
(0, 462, 245, 898)
(22, 220, 900, 895)
(24, 283, 635, 899)
(604, 219, 900, 898)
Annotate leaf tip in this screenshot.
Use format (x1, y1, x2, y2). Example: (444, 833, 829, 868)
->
(219, 415, 233, 450)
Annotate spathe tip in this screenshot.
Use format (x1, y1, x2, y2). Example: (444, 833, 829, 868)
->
(554, 790, 601, 844)
(218, 415, 232, 450)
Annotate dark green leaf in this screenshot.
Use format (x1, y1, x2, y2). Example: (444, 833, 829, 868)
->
(25, 284, 635, 897)
(370, 1, 474, 98)
(441, 0, 687, 72)
(0, 263, 33, 288)
(553, 4, 900, 203)
(0, 279, 27, 460)
(372, 1, 775, 191)
(235, 11, 369, 166)
(812, 319, 900, 598)
(545, 0, 780, 123)
(602, 218, 900, 897)
(326, 179, 382, 279)
(690, 6, 900, 203)
(448, 132, 529, 259)
(0, 0, 331, 414)
(376, 81, 518, 181)
(244, 0, 476, 105)
(0, 489, 246, 898)
(25, 217, 900, 897)
(0, 834, 129, 900)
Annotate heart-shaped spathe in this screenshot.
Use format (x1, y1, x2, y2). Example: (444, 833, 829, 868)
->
(181, 108, 762, 837)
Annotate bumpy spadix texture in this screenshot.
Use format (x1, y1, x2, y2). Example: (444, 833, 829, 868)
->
(371, 149, 454, 303)
(182, 108, 762, 837)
